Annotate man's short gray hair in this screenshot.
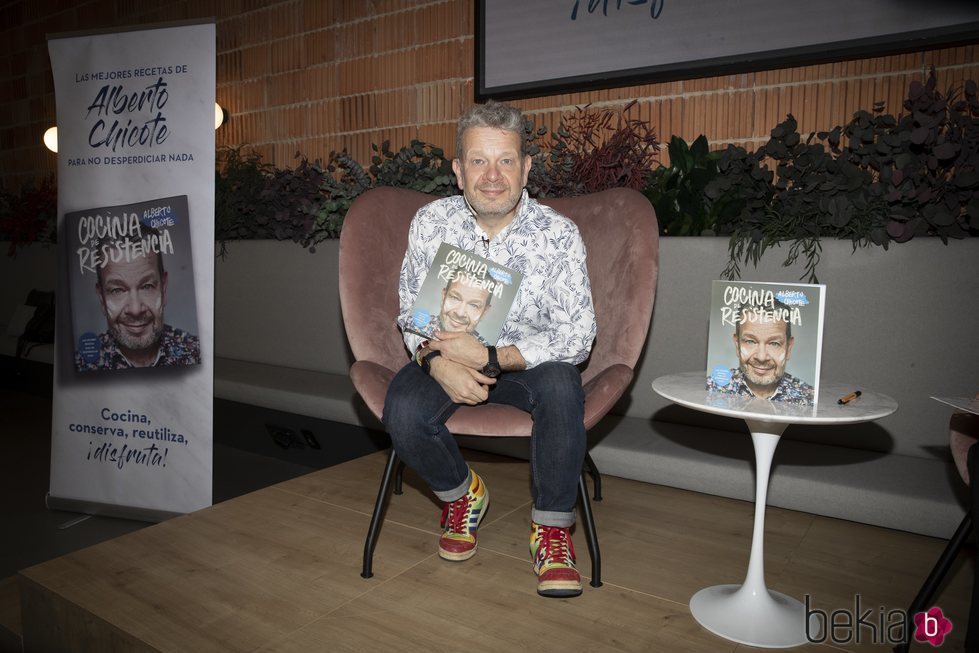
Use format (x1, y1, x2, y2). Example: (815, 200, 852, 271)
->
(456, 100, 528, 158)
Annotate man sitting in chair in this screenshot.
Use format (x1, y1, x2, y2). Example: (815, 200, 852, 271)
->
(385, 101, 597, 598)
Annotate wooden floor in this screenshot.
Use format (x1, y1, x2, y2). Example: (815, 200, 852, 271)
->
(12, 448, 974, 652)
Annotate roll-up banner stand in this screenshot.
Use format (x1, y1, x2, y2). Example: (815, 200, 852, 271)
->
(47, 20, 215, 520)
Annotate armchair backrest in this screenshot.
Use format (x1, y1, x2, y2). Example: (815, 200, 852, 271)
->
(339, 187, 431, 375)
(339, 187, 659, 385)
(540, 189, 658, 383)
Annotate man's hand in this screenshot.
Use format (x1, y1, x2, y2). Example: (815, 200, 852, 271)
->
(430, 330, 488, 370)
(429, 356, 496, 405)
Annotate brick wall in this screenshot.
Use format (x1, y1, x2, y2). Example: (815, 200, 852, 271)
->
(2, 0, 977, 191)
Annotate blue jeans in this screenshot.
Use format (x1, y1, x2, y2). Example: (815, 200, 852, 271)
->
(383, 360, 586, 528)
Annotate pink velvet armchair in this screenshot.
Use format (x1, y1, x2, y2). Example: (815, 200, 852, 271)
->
(339, 186, 659, 585)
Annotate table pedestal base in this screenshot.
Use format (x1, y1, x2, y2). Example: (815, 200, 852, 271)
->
(651, 374, 897, 649)
(690, 584, 819, 648)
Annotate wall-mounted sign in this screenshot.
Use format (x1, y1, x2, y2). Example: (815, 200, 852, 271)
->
(477, 0, 979, 100)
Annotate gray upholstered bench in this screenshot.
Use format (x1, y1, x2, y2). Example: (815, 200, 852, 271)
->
(589, 417, 964, 539)
(214, 357, 379, 429)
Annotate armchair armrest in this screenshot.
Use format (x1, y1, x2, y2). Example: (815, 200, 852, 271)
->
(349, 360, 399, 423)
(582, 363, 635, 430)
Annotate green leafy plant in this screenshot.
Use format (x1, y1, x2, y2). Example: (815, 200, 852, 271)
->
(643, 135, 740, 236)
(215, 140, 458, 253)
(709, 116, 892, 282)
(215, 147, 348, 253)
(301, 149, 371, 250)
(838, 72, 979, 243)
(216, 147, 356, 254)
(706, 69, 979, 282)
(369, 139, 457, 196)
(215, 147, 276, 253)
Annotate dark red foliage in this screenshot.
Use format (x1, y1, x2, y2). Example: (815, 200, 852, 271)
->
(530, 101, 660, 198)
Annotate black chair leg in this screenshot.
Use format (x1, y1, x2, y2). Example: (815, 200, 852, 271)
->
(362, 448, 400, 579)
(578, 473, 602, 588)
(394, 458, 406, 495)
(584, 452, 603, 501)
(893, 511, 973, 653)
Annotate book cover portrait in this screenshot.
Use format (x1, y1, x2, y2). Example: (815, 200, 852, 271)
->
(64, 195, 201, 373)
(406, 242, 523, 346)
(705, 280, 826, 406)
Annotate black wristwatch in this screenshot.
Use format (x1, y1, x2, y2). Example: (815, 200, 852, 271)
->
(420, 349, 441, 375)
(481, 346, 501, 378)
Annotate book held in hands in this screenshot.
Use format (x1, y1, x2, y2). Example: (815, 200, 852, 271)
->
(406, 242, 522, 346)
(705, 280, 826, 406)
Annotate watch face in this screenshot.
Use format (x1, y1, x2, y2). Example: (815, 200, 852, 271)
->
(483, 365, 501, 378)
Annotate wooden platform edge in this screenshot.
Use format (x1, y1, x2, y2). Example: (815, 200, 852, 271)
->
(0, 577, 21, 653)
(17, 573, 153, 653)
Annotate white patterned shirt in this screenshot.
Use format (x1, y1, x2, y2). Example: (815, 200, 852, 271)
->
(397, 190, 596, 369)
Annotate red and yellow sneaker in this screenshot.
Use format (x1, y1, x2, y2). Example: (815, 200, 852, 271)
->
(437, 471, 489, 562)
(530, 522, 582, 598)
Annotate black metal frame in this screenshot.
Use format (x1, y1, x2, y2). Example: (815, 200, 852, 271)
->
(893, 512, 973, 653)
(362, 448, 604, 587)
(475, 0, 979, 101)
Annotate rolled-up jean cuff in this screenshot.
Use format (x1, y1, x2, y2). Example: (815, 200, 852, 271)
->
(532, 508, 576, 529)
(433, 469, 472, 503)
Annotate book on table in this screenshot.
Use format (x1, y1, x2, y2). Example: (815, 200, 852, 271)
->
(705, 280, 826, 406)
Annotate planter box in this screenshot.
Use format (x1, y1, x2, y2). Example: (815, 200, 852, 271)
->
(7, 236, 975, 536)
(214, 240, 348, 376)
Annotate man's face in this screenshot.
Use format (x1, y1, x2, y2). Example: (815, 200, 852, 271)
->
(733, 317, 794, 392)
(452, 126, 531, 221)
(97, 254, 167, 355)
(439, 279, 491, 334)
